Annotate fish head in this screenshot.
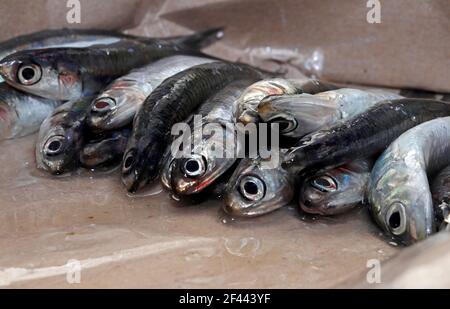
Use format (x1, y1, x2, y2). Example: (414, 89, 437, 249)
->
(121, 137, 162, 192)
(170, 126, 236, 195)
(235, 79, 302, 125)
(299, 162, 370, 216)
(36, 111, 82, 174)
(368, 153, 434, 244)
(223, 157, 295, 217)
(88, 81, 146, 130)
(257, 94, 337, 139)
(0, 49, 82, 101)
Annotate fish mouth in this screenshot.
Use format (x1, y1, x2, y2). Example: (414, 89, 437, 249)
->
(0, 59, 18, 81)
(238, 110, 259, 125)
(385, 202, 407, 236)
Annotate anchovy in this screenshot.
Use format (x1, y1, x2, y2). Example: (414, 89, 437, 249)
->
(80, 128, 131, 168)
(257, 88, 402, 138)
(430, 165, 450, 231)
(283, 99, 450, 175)
(223, 153, 296, 217)
(35, 96, 94, 174)
(235, 78, 337, 125)
(169, 80, 257, 195)
(368, 117, 450, 245)
(299, 158, 373, 216)
(0, 28, 223, 101)
(0, 28, 158, 83)
(122, 62, 265, 192)
(0, 83, 61, 140)
(87, 55, 217, 131)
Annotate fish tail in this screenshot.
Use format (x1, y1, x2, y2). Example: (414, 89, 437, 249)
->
(170, 27, 225, 50)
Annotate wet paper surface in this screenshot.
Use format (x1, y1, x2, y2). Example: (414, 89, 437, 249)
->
(0, 135, 398, 288)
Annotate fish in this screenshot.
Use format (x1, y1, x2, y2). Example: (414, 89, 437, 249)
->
(35, 96, 94, 174)
(80, 128, 131, 169)
(0, 28, 224, 101)
(234, 78, 337, 125)
(0, 83, 61, 140)
(257, 88, 402, 138)
(430, 165, 450, 231)
(122, 62, 265, 193)
(298, 158, 373, 216)
(282, 99, 450, 176)
(223, 153, 296, 217)
(368, 117, 450, 245)
(87, 55, 217, 131)
(0, 28, 159, 83)
(169, 80, 256, 195)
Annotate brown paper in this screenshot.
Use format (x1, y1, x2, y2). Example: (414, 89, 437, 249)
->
(0, 0, 449, 92)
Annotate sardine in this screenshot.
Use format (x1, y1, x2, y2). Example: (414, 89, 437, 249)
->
(430, 165, 450, 231)
(0, 83, 61, 140)
(80, 128, 131, 168)
(299, 158, 373, 216)
(283, 99, 450, 175)
(0, 28, 223, 101)
(368, 117, 450, 244)
(0, 28, 158, 83)
(257, 88, 402, 138)
(35, 96, 94, 174)
(169, 80, 256, 195)
(235, 78, 337, 125)
(87, 55, 217, 131)
(122, 62, 265, 193)
(223, 154, 296, 217)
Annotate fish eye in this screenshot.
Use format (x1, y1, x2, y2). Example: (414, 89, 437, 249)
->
(18, 63, 42, 85)
(122, 151, 136, 172)
(181, 155, 206, 178)
(239, 175, 265, 201)
(92, 97, 116, 113)
(386, 202, 407, 235)
(44, 135, 66, 156)
(311, 175, 338, 192)
(269, 116, 297, 133)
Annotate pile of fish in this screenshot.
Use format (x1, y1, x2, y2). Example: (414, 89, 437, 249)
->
(1, 28, 450, 246)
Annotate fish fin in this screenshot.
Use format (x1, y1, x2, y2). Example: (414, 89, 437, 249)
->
(169, 27, 225, 50)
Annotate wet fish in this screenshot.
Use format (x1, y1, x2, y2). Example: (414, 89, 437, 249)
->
(368, 117, 450, 245)
(223, 154, 296, 217)
(257, 88, 402, 138)
(87, 55, 217, 131)
(235, 78, 337, 125)
(122, 62, 265, 192)
(283, 99, 450, 176)
(299, 158, 373, 216)
(80, 128, 131, 168)
(0, 28, 161, 83)
(430, 165, 450, 231)
(0, 83, 61, 140)
(35, 96, 94, 174)
(169, 80, 256, 195)
(0, 28, 223, 101)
